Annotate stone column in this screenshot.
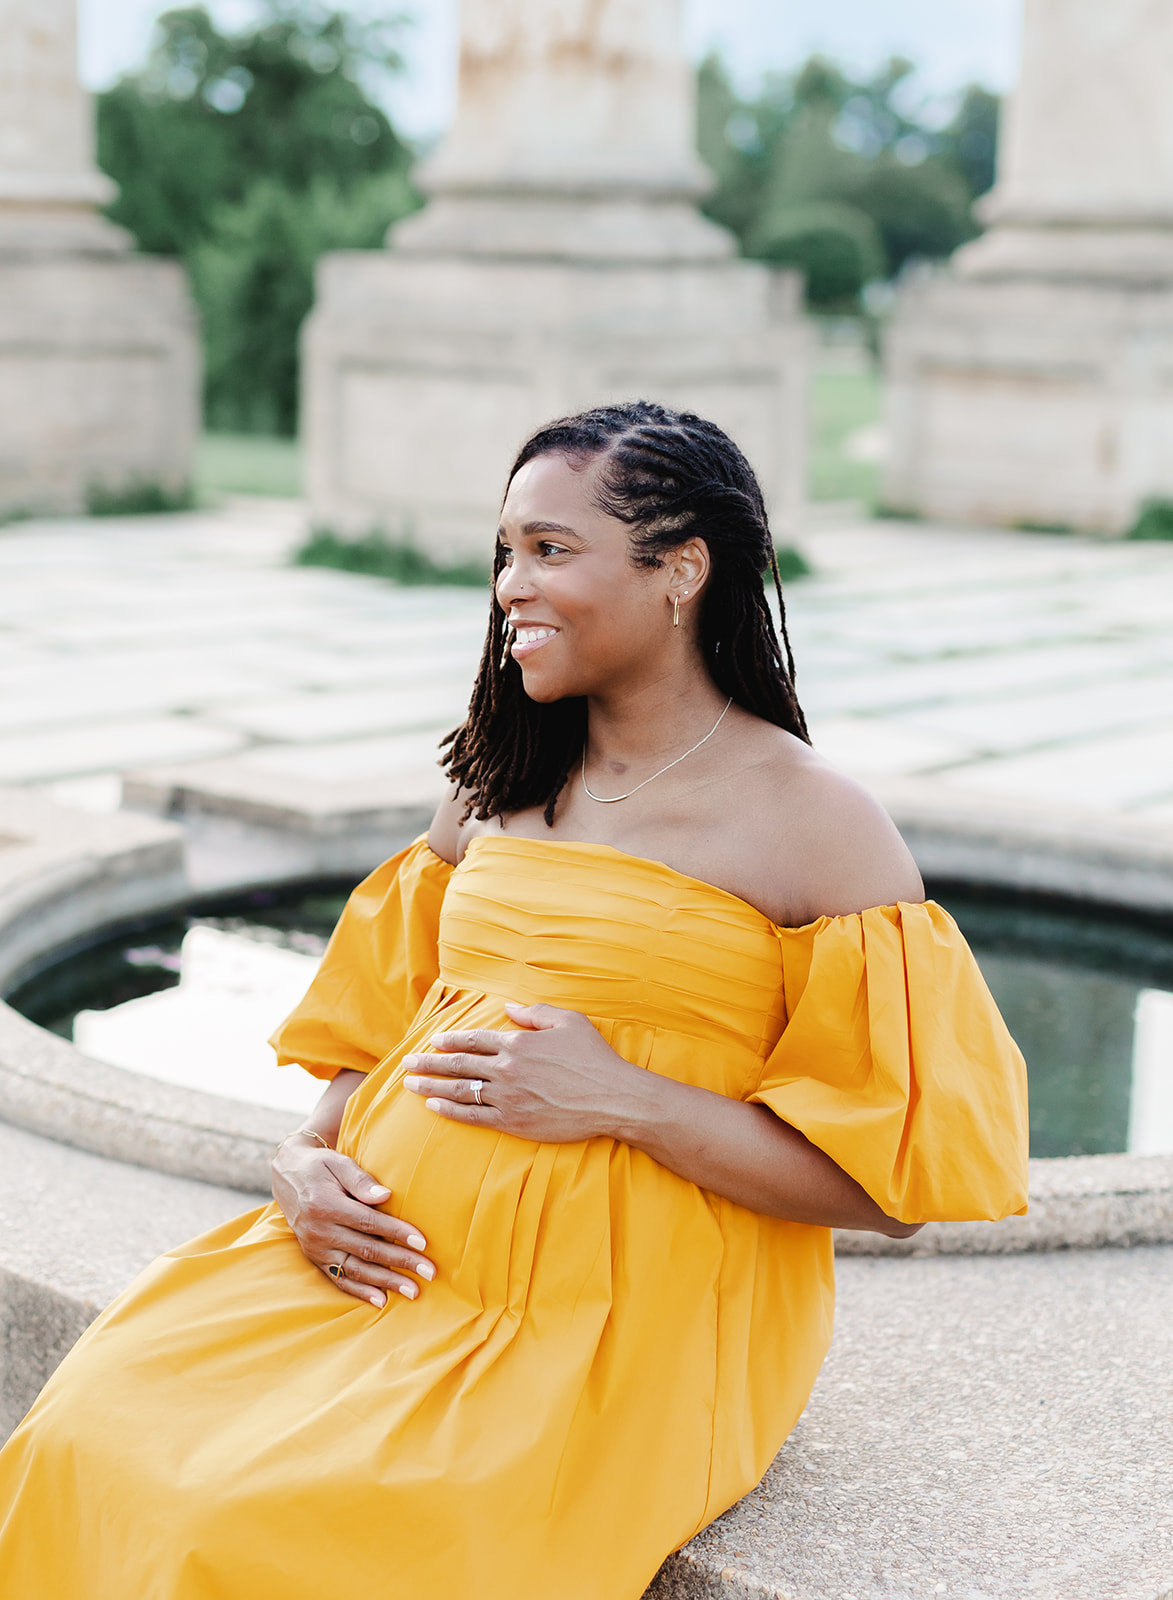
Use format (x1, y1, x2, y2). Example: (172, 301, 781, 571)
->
(883, 0, 1173, 533)
(303, 0, 807, 559)
(0, 0, 199, 516)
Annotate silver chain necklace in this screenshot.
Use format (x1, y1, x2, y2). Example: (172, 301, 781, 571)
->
(580, 698, 733, 804)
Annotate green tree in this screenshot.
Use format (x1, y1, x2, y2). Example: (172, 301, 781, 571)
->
(698, 54, 999, 308)
(97, 2, 419, 434)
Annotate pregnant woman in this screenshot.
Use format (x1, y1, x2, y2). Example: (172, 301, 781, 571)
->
(0, 403, 1028, 1598)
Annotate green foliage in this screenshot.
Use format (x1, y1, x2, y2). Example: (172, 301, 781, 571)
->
(192, 173, 412, 435)
(294, 529, 490, 587)
(698, 53, 998, 308)
(1126, 499, 1173, 540)
(750, 200, 885, 306)
(97, 1, 419, 435)
(773, 545, 812, 582)
(87, 480, 196, 515)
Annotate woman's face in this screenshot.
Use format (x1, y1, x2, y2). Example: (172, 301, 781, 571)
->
(495, 452, 688, 703)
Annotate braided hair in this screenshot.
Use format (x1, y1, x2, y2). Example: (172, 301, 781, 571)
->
(441, 400, 810, 824)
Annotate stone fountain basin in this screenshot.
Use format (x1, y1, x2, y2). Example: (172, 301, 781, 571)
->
(2, 778, 1171, 1248)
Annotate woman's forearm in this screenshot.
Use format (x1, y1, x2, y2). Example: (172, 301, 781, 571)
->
(606, 1070, 920, 1238)
(296, 1069, 366, 1147)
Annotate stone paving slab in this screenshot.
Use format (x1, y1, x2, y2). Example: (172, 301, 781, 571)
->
(3, 503, 1171, 830)
(0, 715, 247, 785)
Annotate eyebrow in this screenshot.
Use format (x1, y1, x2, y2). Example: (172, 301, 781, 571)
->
(496, 520, 582, 539)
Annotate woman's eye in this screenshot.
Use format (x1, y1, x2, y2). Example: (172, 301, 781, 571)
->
(539, 542, 567, 558)
(498, 545, 513, 565)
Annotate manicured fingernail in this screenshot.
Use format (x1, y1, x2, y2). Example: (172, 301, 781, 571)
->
(407, 1232, 426, 1249)
(369, 1184, 390, 1198)
(398, 1282, 418, 1300)
(370, 1292, 386, 1308)
(417, 1261, 435, 1281)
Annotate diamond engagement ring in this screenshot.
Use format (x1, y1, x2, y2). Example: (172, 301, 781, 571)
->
(471, 1080, 485, 1106)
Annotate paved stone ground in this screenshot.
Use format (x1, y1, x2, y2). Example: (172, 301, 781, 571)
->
(1, 499, 1171, 820)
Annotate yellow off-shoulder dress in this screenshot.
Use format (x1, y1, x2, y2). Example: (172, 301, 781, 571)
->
(0, 836, 1028, 1599)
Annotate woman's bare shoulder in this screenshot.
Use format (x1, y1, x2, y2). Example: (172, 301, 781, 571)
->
(426, 785, 467, 866)
(427, 784, 499, 866)
(742, 730, 924, 924)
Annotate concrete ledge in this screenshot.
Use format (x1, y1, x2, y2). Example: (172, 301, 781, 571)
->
(0, 1118, 252, 1441)
(0, 789, 188, 990)
(876, 776, 1173, 915)
(835, 1152, 1173, 1256)
(0, 789, 295, 1191)
(122, 745, 442, 892)
(0, 1001, 292, 1193)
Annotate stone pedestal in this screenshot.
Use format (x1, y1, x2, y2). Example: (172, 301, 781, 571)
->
(0, 0, 199, 517)
(303, 0, 807, 559)
(884, 0, 1173, 534)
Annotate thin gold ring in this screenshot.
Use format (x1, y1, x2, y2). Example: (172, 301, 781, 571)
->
(327, 1259, 346, 1282)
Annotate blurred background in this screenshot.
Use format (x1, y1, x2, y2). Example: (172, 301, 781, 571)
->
(75, 0, 1018, 508)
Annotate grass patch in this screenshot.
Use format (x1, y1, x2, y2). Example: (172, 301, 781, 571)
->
(810, 369, 881, 503)
(1126, 498, 1173, 540)
(294, 528, 489, 587)
(1012, 518, 1074, 535)
(195, 432, 301, 499)
(87, 480, 195, 515)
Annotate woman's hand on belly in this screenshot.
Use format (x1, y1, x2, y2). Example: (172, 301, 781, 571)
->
(402, 1002, 647, 1143)
(272, 1136, 438, 1307)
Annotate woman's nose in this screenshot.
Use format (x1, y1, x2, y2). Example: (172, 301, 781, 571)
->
(496, 561, 529, 609)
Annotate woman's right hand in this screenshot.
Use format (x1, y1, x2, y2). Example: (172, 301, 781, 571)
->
(271, 1134, 436, 1308)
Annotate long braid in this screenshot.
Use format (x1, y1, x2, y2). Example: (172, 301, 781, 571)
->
(442, 400, 809, 822)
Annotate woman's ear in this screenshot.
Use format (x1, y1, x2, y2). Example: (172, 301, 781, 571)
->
(667, 539, 710, 598)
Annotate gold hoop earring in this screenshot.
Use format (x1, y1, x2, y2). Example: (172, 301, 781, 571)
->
(672, 596, 680, 628)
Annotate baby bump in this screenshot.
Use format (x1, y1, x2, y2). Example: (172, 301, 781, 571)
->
(335, 990, 599, 1313)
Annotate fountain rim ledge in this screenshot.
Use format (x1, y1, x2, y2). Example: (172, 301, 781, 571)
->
(0, 780, 1170, 1251)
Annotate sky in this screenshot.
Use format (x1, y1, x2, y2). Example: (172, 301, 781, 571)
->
(79, 0, 1024, 140)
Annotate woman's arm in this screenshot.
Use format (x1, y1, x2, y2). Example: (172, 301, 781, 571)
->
(403, 1006, 921, 1239)
(272, 1071, 439, 1304)
(609, 1066, 920, 1236)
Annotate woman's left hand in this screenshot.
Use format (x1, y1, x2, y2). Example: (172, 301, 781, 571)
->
(402, 1003, 643, 1143)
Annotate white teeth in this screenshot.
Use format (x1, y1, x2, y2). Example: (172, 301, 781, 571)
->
(516, 627, 556, 646)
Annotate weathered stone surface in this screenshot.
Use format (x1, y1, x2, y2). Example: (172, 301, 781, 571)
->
(884, 0, 1173, 533)
(303, 0, 808, 558)
(648, 1244, 1173, 1599)
(0, 0, 199, 516)
(0, 1117, 251, 1440)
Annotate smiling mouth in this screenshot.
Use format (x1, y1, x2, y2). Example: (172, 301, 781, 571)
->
(510, 625, 560, 660)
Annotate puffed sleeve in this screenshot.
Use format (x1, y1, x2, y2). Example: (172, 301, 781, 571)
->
(752, 901, 1029, 1224)
(270, 837, 454, 1082)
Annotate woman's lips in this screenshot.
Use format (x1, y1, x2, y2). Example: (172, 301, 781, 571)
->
(510, 625, 560, 661)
